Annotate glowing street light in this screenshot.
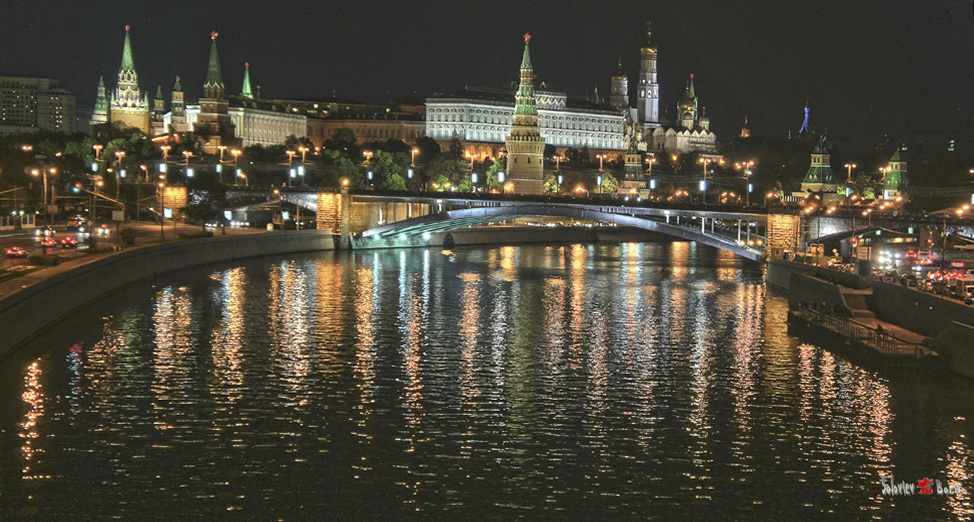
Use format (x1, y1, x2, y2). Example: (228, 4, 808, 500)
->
(286, 149, 296, 166)
(298, 146, 309, 164)
(411, 147, 420, 167)
(597, 153, 608, 172)
(362, 150, 373, 165)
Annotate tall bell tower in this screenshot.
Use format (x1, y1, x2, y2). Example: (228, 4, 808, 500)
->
(636, 21, 660, 127)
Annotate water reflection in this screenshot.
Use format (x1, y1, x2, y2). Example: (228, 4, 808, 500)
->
(3, 243, 974, 518)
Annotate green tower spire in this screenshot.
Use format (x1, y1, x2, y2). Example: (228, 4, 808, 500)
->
(513, 33, 538, 120)
(203, 32, 225, 98)
(242, 62, 253, 98)
(119, 25, 135, 75)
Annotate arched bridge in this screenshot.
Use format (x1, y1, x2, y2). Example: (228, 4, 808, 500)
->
(352, 199, 769, 261)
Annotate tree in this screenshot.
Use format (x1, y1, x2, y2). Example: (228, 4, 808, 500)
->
(456, 173, 473, 192)
(448, 134, 464, 158)
(485, 156, 506, 191)
(430, 174, 452, 191)
(599, 172, 620, 194)
(379, 173, 407, 191)
(371, 150, 409, 178)
(426, 154, 467, 185)
(543, 171, 560, 193)
(413, 136, 441, 164)
(284, 134, 314, 150)
(323, 128, 360, 159)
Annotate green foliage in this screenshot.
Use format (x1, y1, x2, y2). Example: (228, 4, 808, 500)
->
(324, 128, 360, 159)
(430, 174, 452, 191)
(371, 150, 410, 178)
(284, 135, 315, 150)
(379, 173, 407, 191)
(456, 174, 473, 192)
(543, 171, 560, 193)
(485, 156, 506, 191)
(426, 154, 467, 185)
(855, 172, 878, 200)
(598, 172, 620, 194)
(448, 135, 464, 158)
(413, 136, 441, 164)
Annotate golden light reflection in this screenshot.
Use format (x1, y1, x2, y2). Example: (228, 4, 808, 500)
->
(151, 285, 195, 425)
(211, 268, 246, 404)
(458, 272, 483, 404)
(269, 261, 315, 409)
(20, 359, 49, 480)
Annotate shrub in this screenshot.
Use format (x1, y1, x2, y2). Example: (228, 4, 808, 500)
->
(119, 228, 138, 246)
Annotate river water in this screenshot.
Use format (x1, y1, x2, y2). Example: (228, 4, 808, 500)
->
(1, 242, 972, 519)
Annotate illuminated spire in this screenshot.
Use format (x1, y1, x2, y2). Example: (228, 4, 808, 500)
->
(203, 31, 225, 98)
(119, 25, 135, 75)
(514, 34, 537, 119)
(242, 62, 253, 98)
(520, 33, 533, 70)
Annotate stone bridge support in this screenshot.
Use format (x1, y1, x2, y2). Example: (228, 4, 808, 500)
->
(766, 214, 802, 259)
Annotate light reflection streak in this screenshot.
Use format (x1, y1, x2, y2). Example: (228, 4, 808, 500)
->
(210, 268, 246, 404)
(151, 285, 195, 429)
(19, 359, 47, 481)
(269, 261, 315, 411)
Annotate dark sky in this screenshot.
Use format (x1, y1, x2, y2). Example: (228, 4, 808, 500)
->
(2, 0, 971, 151)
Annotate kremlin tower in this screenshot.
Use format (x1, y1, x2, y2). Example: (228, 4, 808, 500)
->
(504, 33, 545, 195)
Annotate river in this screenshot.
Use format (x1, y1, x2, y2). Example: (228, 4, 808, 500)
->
(1, 242, 972, 519)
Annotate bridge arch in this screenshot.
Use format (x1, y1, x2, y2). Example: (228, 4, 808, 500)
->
(353, 203, 765, 261)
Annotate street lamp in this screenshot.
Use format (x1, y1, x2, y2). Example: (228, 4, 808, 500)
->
(597, 153, 607, 172)
(30, 167, 56, 224)
(298, 146, 309, 164)
(159, 145, 171, 162)
(217, 145, 227, 164)
(362, 150, 373, 165)
(844, 163, 857, 184)
(735, 160, 755, 205)
(554, 154, 563, 171)
(231, 149, 242, 168)
(411, 147, 419, 167)
(465, 152, 475, 170)
(286, 149, 296, 166)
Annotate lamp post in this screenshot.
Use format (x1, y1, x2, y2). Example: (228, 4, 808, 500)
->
(411, 147, 419, 167)
(157, 181, 166, 239)
(30, 167, 56, 225)
(362, 150, 373, 165)
(298, 146, 309, 164)
(466, 152, 475, 171)
(597, 153, 607, 172)
(554, 154, 562, 171)
(217, 145, 227, 164)
(735, 160, 755, 206)
(159, 145, 171, 163)
(286, 149, 296, 166)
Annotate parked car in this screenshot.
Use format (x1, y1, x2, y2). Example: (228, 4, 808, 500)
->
(4, 246, 28, 258)
(39, 237, 57, 248)
(94, 223, 111, 235)
(60, 237, 78, 249)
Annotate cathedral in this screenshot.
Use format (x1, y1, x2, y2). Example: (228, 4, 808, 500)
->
(615, 22, 719, 157)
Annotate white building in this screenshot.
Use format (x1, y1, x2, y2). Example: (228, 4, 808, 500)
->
(182, 98, 306, 147)
(426, 87, 625, 153)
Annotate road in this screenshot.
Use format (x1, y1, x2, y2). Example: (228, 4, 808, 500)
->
(1, 221, 263, 270)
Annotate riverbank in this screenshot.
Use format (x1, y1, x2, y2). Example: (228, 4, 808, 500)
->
(0, 230, 336, 356)
(769, 258, 974, 378)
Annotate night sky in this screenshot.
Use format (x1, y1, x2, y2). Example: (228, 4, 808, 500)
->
(1, 1, 971, 152)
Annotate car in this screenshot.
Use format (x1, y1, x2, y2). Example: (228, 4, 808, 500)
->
(34, 225, 56, 237)
(39, 237, 57, 248)
(4, 246, 28, 258)
(94, 223, 111, 235)
(66, 217, 88, 231)
(966, 294, 974, 306)
(60, 237, 78, 249)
